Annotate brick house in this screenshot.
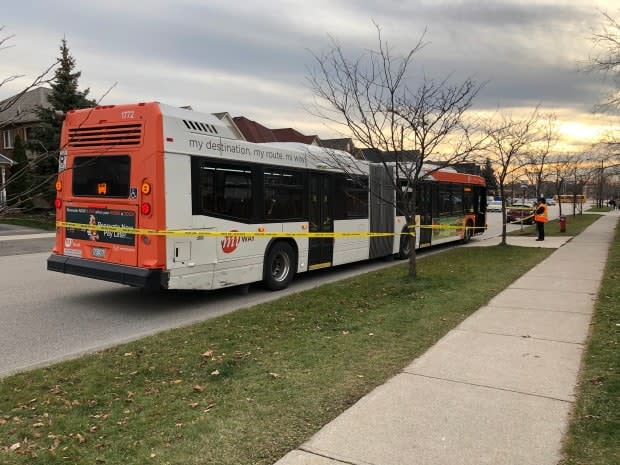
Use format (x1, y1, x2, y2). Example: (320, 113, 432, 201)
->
(0, 87, 52, 158)
(232, 116, 361, 158)
(0, 87, 52, 208)
(233, 116, 321, 145)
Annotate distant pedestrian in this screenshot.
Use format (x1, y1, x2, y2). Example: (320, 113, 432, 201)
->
(534, 197, 548, 241)
(610, 198, 616, 210)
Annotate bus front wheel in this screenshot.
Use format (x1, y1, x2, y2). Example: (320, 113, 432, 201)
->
(462, 221, 474, 243)
(263, 242, 297, 291)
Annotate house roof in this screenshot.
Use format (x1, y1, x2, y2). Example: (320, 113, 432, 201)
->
(0, 87, 52, 126)
(233, 116, 276, 143)
(320, 138, 353, 152)
(233, 116, 320, 145)
(272, 128, 318, 145)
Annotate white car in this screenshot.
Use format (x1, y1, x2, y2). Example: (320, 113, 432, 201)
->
(487, 200, 503, 212)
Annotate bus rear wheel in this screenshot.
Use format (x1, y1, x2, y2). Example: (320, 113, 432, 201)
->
(263, 242, 296, 291)
(398, 233, 412, 259)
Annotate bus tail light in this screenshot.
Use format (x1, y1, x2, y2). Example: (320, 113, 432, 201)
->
(54, 198, 62, 209)
(55, 180, 62, 191)
(141, 181, 151, 195)
(141, 202, 152, 215)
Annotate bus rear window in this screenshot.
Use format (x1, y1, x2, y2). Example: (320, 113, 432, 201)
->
(72, 155, 130, 197)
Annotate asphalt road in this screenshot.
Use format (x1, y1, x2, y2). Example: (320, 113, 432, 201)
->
(0, 208, 560, 377)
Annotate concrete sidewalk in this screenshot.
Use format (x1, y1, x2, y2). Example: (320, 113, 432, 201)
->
(275, 214, 618, 465)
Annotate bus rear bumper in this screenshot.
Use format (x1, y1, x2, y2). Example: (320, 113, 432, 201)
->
(47, 255, 168, 290)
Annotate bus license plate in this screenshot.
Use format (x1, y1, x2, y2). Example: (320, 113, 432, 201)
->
(91, 247, 106, 258)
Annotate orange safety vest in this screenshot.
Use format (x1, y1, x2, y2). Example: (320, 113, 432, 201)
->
(534, 203, 548, 223)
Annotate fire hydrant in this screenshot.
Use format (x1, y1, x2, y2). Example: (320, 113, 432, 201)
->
(559, 215, 567, 233)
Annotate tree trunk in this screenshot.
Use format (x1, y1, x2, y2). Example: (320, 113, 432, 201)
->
(499, 185, 507, 245)
(407, 216, 417, 278)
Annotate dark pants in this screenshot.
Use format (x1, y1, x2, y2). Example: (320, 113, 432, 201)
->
(536, 221, 545, 240)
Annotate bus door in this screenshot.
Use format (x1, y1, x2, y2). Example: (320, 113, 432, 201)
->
(418, 183, 433, 247)
(308, 174, 333, 269)
(474, 186, 486, 233)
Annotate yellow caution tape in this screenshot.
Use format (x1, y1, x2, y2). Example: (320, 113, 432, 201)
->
(507, 214, 535, 225)
(56, 221, 486, 239)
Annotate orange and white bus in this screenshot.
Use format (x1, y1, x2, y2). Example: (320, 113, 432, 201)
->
(47, 102, 486, 291)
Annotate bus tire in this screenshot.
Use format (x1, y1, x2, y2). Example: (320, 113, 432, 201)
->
(462, 221, 474, 243)
(263, 241, 297, 291)
(398, 233, 412, 259)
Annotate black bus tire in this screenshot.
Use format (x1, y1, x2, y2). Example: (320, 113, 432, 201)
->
(462, 221, 474, 243)
(263, 241, 297, 291)
(398, 233, 412, 259)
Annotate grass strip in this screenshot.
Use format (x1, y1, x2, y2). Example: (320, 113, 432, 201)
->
(560, 219, 620, 465)
(587, 206, 612, 213)
(508, 213, 601, 237)
(1, 245, 553, 464)
(0, 215, 56, 231)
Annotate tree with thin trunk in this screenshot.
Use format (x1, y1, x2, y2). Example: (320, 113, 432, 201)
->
(481, 158, 498, 196)
(549, 152, 581, 217)
(588, 10, 620, 111)
(0, 26, 56, 216)
(307, 24, 486, 277)
(28, 37, 95, 205)
(524, 112, 558, 198)
(483, 108, 541, 245)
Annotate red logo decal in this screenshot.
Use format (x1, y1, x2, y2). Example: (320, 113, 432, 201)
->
(221, 231, 241, 254)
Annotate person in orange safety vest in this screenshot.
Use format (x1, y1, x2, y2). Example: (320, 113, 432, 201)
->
(534, 197, 548, 241)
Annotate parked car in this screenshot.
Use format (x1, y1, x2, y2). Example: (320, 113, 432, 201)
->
(487, 200, 503, 212)
(506, 203, 535, 224)
(546, 198, 556, 206)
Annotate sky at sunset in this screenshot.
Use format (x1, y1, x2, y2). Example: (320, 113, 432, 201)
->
(2, 1, 619, 152)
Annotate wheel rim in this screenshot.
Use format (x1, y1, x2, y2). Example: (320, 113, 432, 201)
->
(402, 236, 411, 255)
(271, 252, 291, 283)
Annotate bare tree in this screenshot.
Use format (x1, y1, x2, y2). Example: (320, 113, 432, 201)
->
(307, 24, 485, 277)
(587, 10, 620, 111)
(483, 108, 541, 245)
(0, 27, 56, 119)
(0, 26, 56, 214)
(524, 112, 559, 198)
(548, 152, 577, 217)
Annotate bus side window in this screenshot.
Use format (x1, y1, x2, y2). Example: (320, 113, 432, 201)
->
(195, 161, 253, 222)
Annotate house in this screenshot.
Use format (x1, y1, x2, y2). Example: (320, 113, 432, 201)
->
(321, 138, 353, 152)
(232, 116, 320, 145)
(0, 87, 52, 159)
(0, 152, 16, 207)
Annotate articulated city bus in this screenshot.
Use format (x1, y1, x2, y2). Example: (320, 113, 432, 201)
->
(47, 102, 486, 291)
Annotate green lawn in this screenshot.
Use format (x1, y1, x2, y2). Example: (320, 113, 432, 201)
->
(0, 214, 56, 231)
(587, 206, 612, 213)
(0, 245, 553, 464)
(560, 219, 620, 465)
(508, 213, 601, 237)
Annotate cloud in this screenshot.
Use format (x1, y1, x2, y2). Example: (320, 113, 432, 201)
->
(0, 0, 617, 142)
